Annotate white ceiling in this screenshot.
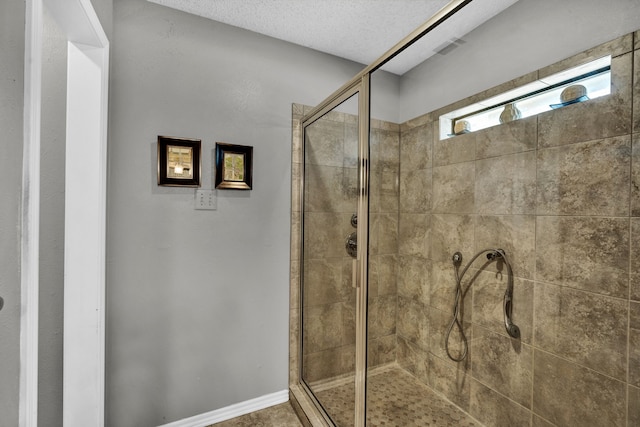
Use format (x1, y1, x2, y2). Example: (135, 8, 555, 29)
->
(148, 0, 519, 75)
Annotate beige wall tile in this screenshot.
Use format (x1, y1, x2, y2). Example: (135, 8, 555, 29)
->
(399, 168, 431, 212)
(474, 215, 536, 280)
(632, 135, 640, 216)
(400, 123, 432, 171)
(397, 296, 429, 350)
(537, 135, 631, 216)
(532, 415, 555, 427)
(631, 218, 640, 301)
(538, 52, 633, 148)
(630, 327, 640, 387)
(304, 118, 345, 167)
(629, 385, 640, 427)
(534, 283, 628, 380)
(472, 271, 534, 344)
(302, 258, 349, 307)
(533, 350, 626, 427)
(634, 47, 640, 133)
(397, 255, 430, 306)
(428, 307, 471, 363)
(475, 151, 536, 215)
(398, 213, 430, 257)
(432, 162, 476, 213)
(367, 335, 396, 367)
(304, 164, 357, 213)
(469, 378, 532, 426)
(368, 295, 397, 339)
(475, 116, 537, 159)
(433, 130, 476, 167)
(302, 345, 355, 383)
(427, 353, 471, 411)
(535, 216, 629, 297)
(303, 212, 352, 259)
(470, 327, 533, 408)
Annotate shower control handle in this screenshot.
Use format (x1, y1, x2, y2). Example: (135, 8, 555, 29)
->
(345, 232, 357, 258)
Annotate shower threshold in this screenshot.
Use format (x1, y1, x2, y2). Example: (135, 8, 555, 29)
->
(311, 365, 481, 426)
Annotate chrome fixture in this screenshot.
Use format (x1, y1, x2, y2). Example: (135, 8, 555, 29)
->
(345, 232, 357, 258)
(445, 248, 520, 362)
(350, 213, 358, 228)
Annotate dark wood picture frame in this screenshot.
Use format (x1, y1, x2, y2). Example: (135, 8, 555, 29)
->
(157, 136, 201, 187)
(215, 142, 253, 190)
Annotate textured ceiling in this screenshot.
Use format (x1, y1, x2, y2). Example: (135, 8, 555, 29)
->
(148, 0, 519, 75)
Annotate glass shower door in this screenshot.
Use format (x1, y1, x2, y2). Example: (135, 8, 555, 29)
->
(300, 91, 364, 426)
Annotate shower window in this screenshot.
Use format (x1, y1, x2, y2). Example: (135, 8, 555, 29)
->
(439, 55, 611, 139)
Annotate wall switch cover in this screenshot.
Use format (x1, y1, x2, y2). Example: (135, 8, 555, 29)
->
(195, 189, 217, 210)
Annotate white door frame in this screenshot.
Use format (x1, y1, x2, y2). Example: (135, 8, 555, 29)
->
(20, 0, 109, 425)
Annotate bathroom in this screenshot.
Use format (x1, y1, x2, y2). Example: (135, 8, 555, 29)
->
(290, 0, 640, 425)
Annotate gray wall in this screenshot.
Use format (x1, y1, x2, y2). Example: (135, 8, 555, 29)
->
(0, 1, 25, 426)
(106, 1, 398, 425)
(399, 0, 640, 121)
(38, 8, 68, 425)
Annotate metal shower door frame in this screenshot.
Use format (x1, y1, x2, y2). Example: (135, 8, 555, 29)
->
(298, 74, 370, 426)
(296, 1, 475, 425)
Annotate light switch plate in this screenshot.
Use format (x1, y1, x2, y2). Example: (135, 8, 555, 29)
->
(195, 189, 217, 210)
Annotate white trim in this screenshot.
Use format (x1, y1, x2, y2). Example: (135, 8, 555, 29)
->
(20, 0, 43, 426)
(156, 390, 290, 427)
(20, 0, 109, 425)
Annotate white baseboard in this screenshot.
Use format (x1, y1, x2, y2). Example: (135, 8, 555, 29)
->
(156, 389, 290, 427)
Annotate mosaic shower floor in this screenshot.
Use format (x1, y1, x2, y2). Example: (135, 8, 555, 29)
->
(315, 367, 481, 427)
(213, 367, 481, 426)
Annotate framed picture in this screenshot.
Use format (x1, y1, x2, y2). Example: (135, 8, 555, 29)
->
(215, 142, 253, 190)
(157, 136, 201, 187)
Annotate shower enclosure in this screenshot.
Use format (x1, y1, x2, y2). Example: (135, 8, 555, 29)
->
(290, 0, 640, 425)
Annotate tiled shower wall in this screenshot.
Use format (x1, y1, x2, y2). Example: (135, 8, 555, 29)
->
(291, 106, 400, 384)
(396, 31, 640, 426)
(290, 30, 640, 426)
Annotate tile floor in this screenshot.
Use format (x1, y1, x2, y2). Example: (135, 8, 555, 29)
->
(212, 367, 480, 426)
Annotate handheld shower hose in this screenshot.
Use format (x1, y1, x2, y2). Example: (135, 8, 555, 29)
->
(445, 249, 520, 362)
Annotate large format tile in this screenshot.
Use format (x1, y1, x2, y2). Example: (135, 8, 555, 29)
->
(398, 213, 430, 257)
(303, 212, 352, 259)
(302, 345, 355, 383)
(533, 350, 626, 427)
(475, 151, 536, 215)
(472, 271, 534, 344)
(537, 135, 631, 216)
(631, 302, 640, 387)
(634, 45, 640, 133)
(304, 164, 357, 213)
(534, 283, 628, 380)
(427, 352, 472, 411)
(475, 115, 537, 159)
(396, 296, 429, 350)
(400, 123, 432, 171)
(631, 218, 640, 301)
(433, 129, 475, 166)
(432, 161, 475, 213)
(399, 168, 431, 213)
(469, 379, 532, 427)
(367, 334, 396, 367)
(368, 294, 397, 339)
(630, 385, 640, 427)
(535, 215, 629, 298)
(470, 327, 532, 408)
(474, 215, 536, 280)
(397, 255, 430, 306)
(304, 118, 345, 167)
(632, 134, 640, 216)
(302, 258, 349, 307)
(538, 52, 632, 149)
(428, 307, 471, 363)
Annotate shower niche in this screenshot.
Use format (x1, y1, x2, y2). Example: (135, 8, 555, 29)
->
(290, 2, 640, 425)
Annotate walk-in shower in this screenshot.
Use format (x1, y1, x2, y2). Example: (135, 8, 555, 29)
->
(290, 0, 640, 425)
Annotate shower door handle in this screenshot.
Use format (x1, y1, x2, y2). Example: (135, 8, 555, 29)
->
(352, 259, 359, 288)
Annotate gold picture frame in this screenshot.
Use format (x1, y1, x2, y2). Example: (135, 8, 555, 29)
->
(215, 142, 253, 190)
(157, 136, 201, 187)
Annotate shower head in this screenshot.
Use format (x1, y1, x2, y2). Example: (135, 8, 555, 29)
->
(486, 248, 505, 261)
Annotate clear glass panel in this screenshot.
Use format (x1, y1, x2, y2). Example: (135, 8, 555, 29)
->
(301, 93, 359, 427)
